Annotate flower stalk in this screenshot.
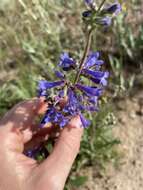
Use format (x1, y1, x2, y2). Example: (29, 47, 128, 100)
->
(97, 0, 107, 12)
(74, 28, 93, 84)
(37, 0, 122, 129)
(25, 0, 122, 158)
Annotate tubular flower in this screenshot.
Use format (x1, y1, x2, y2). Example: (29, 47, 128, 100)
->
(55, 71, 65, 79)
(103, 2, 122, 15)
(96, 16, 112, 26)
(84, 0, 94, 7)
(82, 69, 109, 86)
(76, 84, 103, 96)
(83, 1, 121, 27)
(38, 49, 108, 129)
(38, 80, 65, 97)
(82, 10, 92, 18)
(36, 0, 122, 129)
(58, 52, 76, 71)
(84, 52, 104, 69)
(25, 0, 121, 159)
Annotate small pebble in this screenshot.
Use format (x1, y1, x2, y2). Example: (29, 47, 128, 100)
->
(129, 111, 136, 119)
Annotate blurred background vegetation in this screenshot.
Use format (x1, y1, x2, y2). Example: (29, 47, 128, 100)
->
(0, 0, 143, 189)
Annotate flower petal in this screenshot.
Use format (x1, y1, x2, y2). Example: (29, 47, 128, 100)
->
(83, 69, 109, 86)
(76, 83, 103, 96)
(79, 113, 91, 128)
(103, 2, 122, 15)
(82, 10, 92, 17)
(59, 117, 69, 128)
(38, 80, 65, 91)
(55, 71, 65, 79)
(58, 52, 76, 71)
(85, 0, 94, 7)
(96, 16, 112, 26)
(84, 52, 104, 68)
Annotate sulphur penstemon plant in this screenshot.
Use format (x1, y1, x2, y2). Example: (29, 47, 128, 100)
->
(26, 0, 121, 158)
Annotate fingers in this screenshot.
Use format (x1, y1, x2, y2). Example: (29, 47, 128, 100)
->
(37, 116, 83, 189)
(0, 98, 48, 155)
(24, 126, 53, 151)
(24, 124, 61, 153)
(0, 97, 47, 131)
(22, 128, 33, 143)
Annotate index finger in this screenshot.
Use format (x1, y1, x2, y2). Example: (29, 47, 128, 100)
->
(0, 98, 47, 131)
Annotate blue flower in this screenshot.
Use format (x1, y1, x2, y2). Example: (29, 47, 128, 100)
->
(82, 10, 92, 18)
(25, 147, 42, 158)
(88, 96, 98, 104)
(76, 83, 103, 96)
(41, 105, 71, 128)
(31, 0, 112, 160)
(36, 1, 111, 129)
(41, 107, 66, 128)
(38, 89, 47, 97)
(58, 90, 64, 98)
(38, 80, 64, 90)
(104, 2, 121, 15)
(63, 89, 79, 115)
(25, 150, 34, 158)
(90, 72, 109, 86)
(82, 69, 109, 86)
(79, 113, 91, 128)
(38, 80, 65, 97)
(59, 117, 69, 128)
(85, 0, 94, 6)
(84, 52, 104, 69)
(41, 107, 59, 125)
(58, 52, 76, 71)
(87, 96, 99, 110)
(41, 114, 51, 126)
(55, 71, 65, 79)
(97, 16, 112, 26)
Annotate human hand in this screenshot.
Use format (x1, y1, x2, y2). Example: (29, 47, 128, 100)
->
(0, 98, 83, 190)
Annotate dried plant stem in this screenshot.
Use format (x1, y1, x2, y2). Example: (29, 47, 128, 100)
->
(74, 28, 93, 84)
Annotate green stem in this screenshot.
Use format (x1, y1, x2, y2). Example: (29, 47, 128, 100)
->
(97, 0, 107, 12)
(73, 1, 107, 85)
(74, 28, 93, 85)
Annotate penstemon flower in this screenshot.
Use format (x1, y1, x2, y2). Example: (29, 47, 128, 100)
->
(102, 2, 122, 15)
(25, 0, 121, 159)
(85, 0, 95, 8)
(37, 0, 121, 129)
(82, 0, 121, 27)
(38, 50, 107, 128)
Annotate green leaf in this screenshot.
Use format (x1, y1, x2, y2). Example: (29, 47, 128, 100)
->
(70, 176, 88, 187)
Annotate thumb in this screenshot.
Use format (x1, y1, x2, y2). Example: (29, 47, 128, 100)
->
(38, 116, 83, 189)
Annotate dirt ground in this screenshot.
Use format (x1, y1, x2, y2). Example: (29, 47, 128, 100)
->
(79, 90, 143, 190)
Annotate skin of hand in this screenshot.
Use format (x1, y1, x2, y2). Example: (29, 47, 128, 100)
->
(0, 98, 83, 190)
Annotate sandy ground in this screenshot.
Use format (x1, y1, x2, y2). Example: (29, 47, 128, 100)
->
(78, 90, 143, 190)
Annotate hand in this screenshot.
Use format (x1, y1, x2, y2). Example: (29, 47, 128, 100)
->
(0, 98, 83, 190)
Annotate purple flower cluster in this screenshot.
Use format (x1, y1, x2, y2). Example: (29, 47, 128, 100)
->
(25, 0, 122, 159)
(36, 1, 122, 129)
(38, 51, 109, 128)
(83, 0, 121, 27)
